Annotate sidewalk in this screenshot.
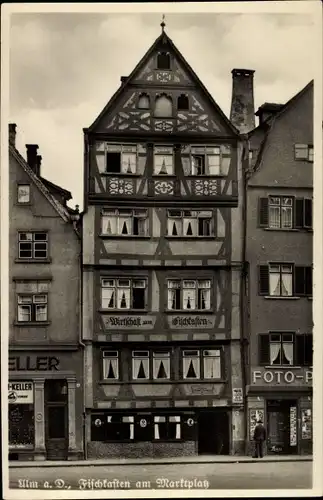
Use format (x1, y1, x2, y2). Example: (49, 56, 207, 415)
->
(9, 454, 313, 468)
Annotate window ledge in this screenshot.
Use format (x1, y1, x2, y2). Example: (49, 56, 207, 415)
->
(98, 309, 148, 314)
(166, 309, 214, 314)
(264, 296, 300, 300)
(264, 228, 301, 232)
(165, 236, 215, 240)
(14, 321, 51, 327)
(15, 258, 51, 264)
(99, 380, 172, 385)
(264, 366, 302, 370)
(99, 234, 150, 240)
(16, 203, 32, 207)
(152, 175, 177, 178)
(186, 175, 224, 179)
(101, 173, 140, 177)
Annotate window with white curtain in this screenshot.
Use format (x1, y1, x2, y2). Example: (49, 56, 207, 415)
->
(182, 349, 222, 380)
(101, 278, 146, 310)
(268, 197, 293, 229)
(269, 264, 293, 296)
(102, 351, 119, 380)
(153, 146, 174, 175)
(154, 415, 181, 440)
(167, 210, 213, 237)
(152, 351, 170, 380)
(105, 144, 137, 174)
(154, 95, 173, 117)
(269, 333, 294, 366)
(182, 350, 200, 379)
(132, 351, 149, 380)
(17, 294, 48, 323)
(167, 279, 211, 310)
(203, 349, 221, 379)
(190, 146, 221, 176)
(101, 209, 148, 236)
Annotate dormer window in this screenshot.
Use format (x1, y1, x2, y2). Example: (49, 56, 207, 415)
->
(177, 94, 189, 111)
(138, 93, 150, 110)
(157, 52, 171, 70)
(154, 94, 173, 118)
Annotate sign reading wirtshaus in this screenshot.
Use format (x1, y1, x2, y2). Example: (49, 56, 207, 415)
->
(102, 315, 156, 329)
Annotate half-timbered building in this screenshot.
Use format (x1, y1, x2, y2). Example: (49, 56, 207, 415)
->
(82, 25, 248, 458)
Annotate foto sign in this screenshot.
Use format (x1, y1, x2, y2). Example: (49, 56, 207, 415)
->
(252, 369, 312, 385)
(8, 381, 34, 404)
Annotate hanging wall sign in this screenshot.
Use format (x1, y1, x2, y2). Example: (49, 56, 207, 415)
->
(252, 369, 312, 385)
(290, 406, 297, 446)
(8, 382, 34, 404)
(168, 315, 215, 329)
(102, 315, 156, 330)
(232, 388, 243, 404)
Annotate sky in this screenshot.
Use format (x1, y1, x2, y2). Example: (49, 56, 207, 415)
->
(9, 9, 318, 209)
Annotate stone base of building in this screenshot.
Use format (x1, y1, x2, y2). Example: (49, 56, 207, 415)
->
(87, 441, 196, 459)
(231, 439, 245, 455)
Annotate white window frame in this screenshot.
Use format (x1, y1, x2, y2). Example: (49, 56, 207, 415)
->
(17, 184, 30, 204)
(269, 333, 294, 366)
(167, 210, 213, 237)
(101, 278, 147, 311)
(269, 264, 293, 297)
(182, 349, 201, 380)
(153, 146, 174, 175)
(167, 279, 212, 311)
(17, 294, 48, 323)
(190, 146, 222, 176)
(182, 348, 222, 380)
(101, 209, 148, 236)
(152, 351, 171, 380)
(102, 351, 119, 380)
(268, 196, 293, 229)
(18, 232, 48, 260)
(105, 144, 138, 174)
(132, 350, 150, 380)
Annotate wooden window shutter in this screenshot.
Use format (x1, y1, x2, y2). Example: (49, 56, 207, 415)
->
(304, 199, 312, 228)
(258, 265, 269, 295)
(295, 335, 305, 366)
(294, 266, 305, 296)
(259, 198, 269, 227)
(305, 266, 313, 296)
(258, 334, 270, 365)
(304, 334, 313, 366)
(294, 198, 304, 229)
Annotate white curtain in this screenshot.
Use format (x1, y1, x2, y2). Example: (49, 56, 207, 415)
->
(121, 153, 136, 174)
(269, 272, 280, 296)
(183, 356, 200, 379)
(269, 206, 280, 228)
(208, 154, 221, 175)
(102, 215, 117, 235)
(153, 357, 170, 379)
(281, 273, 292, 296)
(103, 358, 118, 379)
(154, 154, 173, 175)
(282, 343, 293, 364)
(102, 287, 115, 309)
(281, 206, 292, 228)
(183, 217, 197, 236)
(270, 343, 281, 365)
(18, 305, 31, 322)
(204, 355, 220, 379)
(35, 305, 47, 321)
(132, 357, 149, 379)
(183, 287, 196, 310)
(117, 287, 130, 309)
(169, 416, 181, 439)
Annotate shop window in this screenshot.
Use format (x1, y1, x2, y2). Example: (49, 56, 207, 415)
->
(190, 146, 221, 176)
(182, 348, 222, 380)
(105, 144, 137, 174)
(157, 52, 171, 70)
(153, 146, 174, 175)
(154, 415, 181, 440)
(258, 264, 312, 297)
(9, 404, 34, 448)
(17, 184, 30, 204)
(294, 144, 313, 162)
(101, 278, 147, 310)
(154, 95, 173, 118)
(167, 279, 211, 311)
(18, 232, 48, 260)
(135, 415, 153, 441)
(102, 351, 119, 380)
(101, 209, 148, 236)
(167, 210, 213, 237)
(137, 93, 150, 110)
(91, 414, 135, 441)
(259, 197, 312, 230)
(177, 94, 189, 111)
(17, 294, 48, 323)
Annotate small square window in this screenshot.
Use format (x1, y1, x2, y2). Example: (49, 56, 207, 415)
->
(17, 185, 30, 204)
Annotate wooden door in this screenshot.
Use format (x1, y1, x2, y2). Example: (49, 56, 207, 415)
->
(45, 403, 68, 460)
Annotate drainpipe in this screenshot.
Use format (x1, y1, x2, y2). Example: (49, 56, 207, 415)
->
(240, 135, 250, 455)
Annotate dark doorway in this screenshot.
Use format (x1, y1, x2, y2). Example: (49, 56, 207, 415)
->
(267, 399, 298, 455)
(45, 380, 68, 460)
(198, 411, 229, 455)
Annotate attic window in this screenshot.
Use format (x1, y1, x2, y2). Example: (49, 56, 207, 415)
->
(177, 94, 189, 111)
(138, 93, 150, 110)
(157, 52, 171, 70)
(154, 94, 173, 118)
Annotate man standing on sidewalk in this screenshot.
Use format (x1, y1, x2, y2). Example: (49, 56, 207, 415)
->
(253, 419, 267, 458)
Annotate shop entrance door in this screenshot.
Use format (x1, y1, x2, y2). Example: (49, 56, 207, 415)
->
(267, 400, 298, 455)
(198, 411, 229, 455)
(45, 380, 68, 460)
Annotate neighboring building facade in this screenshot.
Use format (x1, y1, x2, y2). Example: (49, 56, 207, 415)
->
(244, 82, 313, 455)
(82, 27, 249, 458)
(8, 124, 84, 461)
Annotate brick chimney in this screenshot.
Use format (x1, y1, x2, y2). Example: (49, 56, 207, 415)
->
(230, 69, 255, 134)
(26, 144, 39, 175)
(9, 123, 17, 147)
(35, 155, 42, 177)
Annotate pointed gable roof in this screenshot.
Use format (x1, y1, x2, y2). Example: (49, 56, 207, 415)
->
(9, 143, 72, 223)
(86, 30, 239, 136)
(248, 80, 313, 177)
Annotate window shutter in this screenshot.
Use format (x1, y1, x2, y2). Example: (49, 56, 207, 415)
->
(303, 334, 313, 366)
(304, 199, 312, 228)
(305, 266, 313, 296)
(259, 198, 269, 227)
(294, 266, 305, 296)
(258, 265, 269, 295)
(258, 334, 270, 365)
(295, 335, 305, 366)
(294, 198, 304, 228)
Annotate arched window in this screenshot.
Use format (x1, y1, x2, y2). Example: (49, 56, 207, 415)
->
(177, 94, 189, 111)
(154, 95, 173, 118)
(157, 52, 171, 70)
(138, 93, 150, 110)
